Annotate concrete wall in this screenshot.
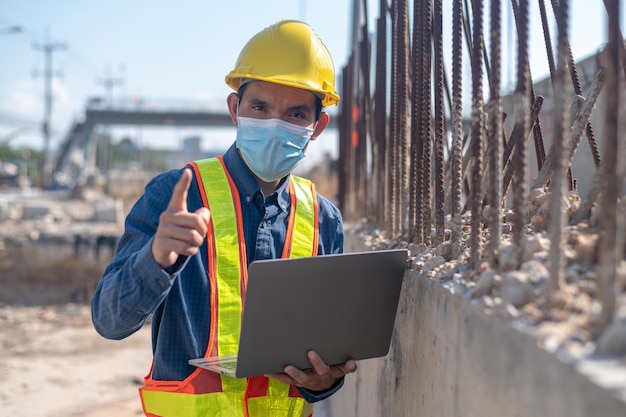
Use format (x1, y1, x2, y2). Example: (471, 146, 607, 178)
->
(323, 230, 626, 417)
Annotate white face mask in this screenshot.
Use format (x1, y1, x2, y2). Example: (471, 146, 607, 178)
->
(235, 116, 314, 182)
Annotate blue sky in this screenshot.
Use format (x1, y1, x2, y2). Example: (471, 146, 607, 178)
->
(0, 1, 619, 165)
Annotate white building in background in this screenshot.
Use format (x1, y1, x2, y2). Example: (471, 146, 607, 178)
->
(182, 135, 202, 164)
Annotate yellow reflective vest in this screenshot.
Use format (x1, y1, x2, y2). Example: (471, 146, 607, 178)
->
(140, 156, 318, 417)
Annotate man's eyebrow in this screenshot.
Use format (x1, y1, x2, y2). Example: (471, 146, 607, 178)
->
(248, 98, 268, 107)
(285, 104, 314, 114)
(247, 98, 314, 114)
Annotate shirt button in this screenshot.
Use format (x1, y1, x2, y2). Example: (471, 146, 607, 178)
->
(245, 196, 251, 202)
(158, 280, 168, 287)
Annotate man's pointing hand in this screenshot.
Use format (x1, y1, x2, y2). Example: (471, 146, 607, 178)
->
(152, 169, 211, 268)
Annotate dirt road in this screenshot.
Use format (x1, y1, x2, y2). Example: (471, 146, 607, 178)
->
(0, 304, 152, 417)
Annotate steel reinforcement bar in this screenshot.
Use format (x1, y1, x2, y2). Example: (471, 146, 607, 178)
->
(337, 0, 625, 340)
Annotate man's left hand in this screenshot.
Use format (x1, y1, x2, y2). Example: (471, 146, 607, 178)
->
(266, 351, 357, 392)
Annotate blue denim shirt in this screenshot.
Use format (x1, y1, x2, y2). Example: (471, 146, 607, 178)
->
(91, 144, 344, 402)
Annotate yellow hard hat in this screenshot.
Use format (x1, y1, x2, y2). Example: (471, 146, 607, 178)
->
(225, 20, 340, 106)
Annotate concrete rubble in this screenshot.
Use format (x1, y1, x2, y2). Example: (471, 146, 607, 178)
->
(351, 188, 626, 395)
(0, 188, 125, 306)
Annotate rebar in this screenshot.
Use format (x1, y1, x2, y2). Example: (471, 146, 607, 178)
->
(602, 0, 626, 81)
(358, 23, 372, 218)
(410, 0, 428, 243)
(374, 1, 389, 226)
(469, 0, 485, 270)
(511, 0, 531, 269)
(548, 0, 571, 300)
(539, 0, 556, 83)
(511, 0, 549, 182)
(597, 0, 621, 330)
(420, 0, 433, 245)
(338, 0, 624, 340)
(450, 0, 465, 255)
(487, 0, 503, 266)
(389, 0, 400, 234)
(433, 0, 445, 246)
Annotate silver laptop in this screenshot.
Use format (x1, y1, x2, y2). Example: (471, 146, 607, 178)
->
(189, 248, 408, 378)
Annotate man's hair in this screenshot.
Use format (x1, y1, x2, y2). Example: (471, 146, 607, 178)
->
(237, 82, 323, 121)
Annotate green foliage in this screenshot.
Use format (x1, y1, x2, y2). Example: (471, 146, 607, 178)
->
(0, 142, 43, 184)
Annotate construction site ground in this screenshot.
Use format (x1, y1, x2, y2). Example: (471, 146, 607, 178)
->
(0, 187, 335, 417)
(0, 192, 150, 417)
(2, 186, 625, 416)
(0, 302, 150, 417)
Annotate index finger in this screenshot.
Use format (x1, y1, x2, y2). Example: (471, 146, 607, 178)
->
(167, 168, 192, 212)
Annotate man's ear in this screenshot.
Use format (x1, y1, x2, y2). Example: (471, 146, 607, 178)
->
(311, 111, 330, 141)
(227, 93, 239, 125)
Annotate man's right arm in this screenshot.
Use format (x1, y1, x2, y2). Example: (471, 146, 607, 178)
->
(91, 168, 210, 340)
(91, 172, 181, 340)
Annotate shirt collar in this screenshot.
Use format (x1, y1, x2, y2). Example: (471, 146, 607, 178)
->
(222, 143, 291, 212)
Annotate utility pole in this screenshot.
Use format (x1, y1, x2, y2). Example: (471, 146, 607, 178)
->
(33, 29, 66, 187)
(95, 66, 124, 183)
(97, 66, 124, 107)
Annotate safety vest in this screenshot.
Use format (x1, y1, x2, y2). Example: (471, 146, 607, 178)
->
(139, 156, 319, 417)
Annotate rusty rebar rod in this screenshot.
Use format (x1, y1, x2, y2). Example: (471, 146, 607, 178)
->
(409, 0, 423, 242)
(511, 0, 531, 269)
(409, 0, 427, 243)
(537, 0, 554, 172)
(487, 0, 503, 266)
(450, 0, 465, 254)
(511, 0, 548, 180)
(390, 0, 408, 235)
(433, 0, 445, 245)
(469, 0, 485, 270)
(597, 0, 621, 331)
(374, 2, 389, 226)
(548, 0, 571, 301)
(420, 0, 433, 245)
(389, 0, 400, 234)
(602, 0, 626, 81)
(356, 26, 371, 219)
(539, 0, 556, 83)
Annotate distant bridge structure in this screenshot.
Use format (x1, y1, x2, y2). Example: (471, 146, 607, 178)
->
(53, 97, 338, 187)
(53, 96, 235, 186)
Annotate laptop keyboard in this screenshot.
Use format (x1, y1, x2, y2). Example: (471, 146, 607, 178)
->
(220, 360, 237, 371)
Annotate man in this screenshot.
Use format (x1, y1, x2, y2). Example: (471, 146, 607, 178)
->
(91, 19, 357, 417)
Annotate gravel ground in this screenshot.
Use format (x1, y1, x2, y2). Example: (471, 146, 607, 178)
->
(0, 303, 151, 417)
